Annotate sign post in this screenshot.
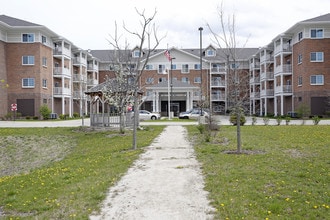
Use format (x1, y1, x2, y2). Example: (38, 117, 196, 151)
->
(11, 103, 17, 121)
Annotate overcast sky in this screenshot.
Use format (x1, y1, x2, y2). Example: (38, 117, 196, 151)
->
(1, 0, 329, 50)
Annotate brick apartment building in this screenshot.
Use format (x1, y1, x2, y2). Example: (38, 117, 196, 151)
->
(250, 13, 330, 117)
(0, 14, 329, 119)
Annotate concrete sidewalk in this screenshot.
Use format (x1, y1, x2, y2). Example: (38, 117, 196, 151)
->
(90, 125, 214, 220)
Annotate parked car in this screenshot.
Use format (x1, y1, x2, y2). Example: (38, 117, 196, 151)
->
(137, 110, 161, 120)
(179, 108, 209, 119)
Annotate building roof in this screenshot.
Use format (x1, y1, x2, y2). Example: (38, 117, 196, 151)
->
(0, 15, 41, 27)
(301, 13, 330, 23)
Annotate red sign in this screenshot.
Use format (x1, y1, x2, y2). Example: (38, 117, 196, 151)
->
(11, 103, 17, 111)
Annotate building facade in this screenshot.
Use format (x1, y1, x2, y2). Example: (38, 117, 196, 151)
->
(250, 13, 330, 117)
(1, 14, 329, 119)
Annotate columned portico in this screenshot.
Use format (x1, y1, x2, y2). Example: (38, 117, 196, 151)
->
(145, 79, 199, 116)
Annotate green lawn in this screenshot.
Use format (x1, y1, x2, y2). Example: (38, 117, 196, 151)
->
(0, 126, 164, 219)
(188, 125, 330, 219)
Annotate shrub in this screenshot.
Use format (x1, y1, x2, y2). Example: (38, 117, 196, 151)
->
(312, 116, 320, 125)
(251, 116, 257, 125)
(229, 112, 246, 126)
(73, 112, 80, 118)
(39, 104, 51, 120)
(263, 117, 270, 125)
(276, 116, 282, 125)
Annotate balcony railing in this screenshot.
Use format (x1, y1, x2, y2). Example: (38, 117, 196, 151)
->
(275, 44, 292, 54)
(53, 87, 71, 96)
(211, 67, 226, 73)
(73, 57, 87, 66)
(53, 47, 71, 57)
(250, 92, 260, 98)
(211, 94, 226, 101)
(275, 64, 292, 75)
(260, 72, 274, 81)
(53, 67, 71, 77)
(73, 74, 87, 82)
(211, 81, 226, 87)
(260, 55, 274, 63)
(275, 85, 292, 94)
(250, 77, 260, 84)
(87, 64, 99, 71)
(260, 89, 274, 97)
(87, 79, 99, 86)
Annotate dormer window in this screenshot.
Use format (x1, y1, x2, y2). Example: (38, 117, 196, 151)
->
(133, 50, 141, 58)
(206, 49, 216, 57)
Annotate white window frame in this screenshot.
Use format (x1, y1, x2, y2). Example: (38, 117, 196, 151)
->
(146, 64, 153, 70)
(132, 50, 141, 58)
(298, 54, 302, 64)
(298, 32, 303, 41)
(181, 64, 189, 73)
(310, 75, 324, 85)
(42, 35, 47, 44)
(22, 33, 34, 42)
(298, 76, 302, 86)
(158, 64, 165, 73)
(181, 77, 189, 83)
(194, 77, 201, 83)
(22, 56, 35, 65)
(310, 29, 323, 39)
(206, 49, 215, 57)
(194, 64, 201, 70)
(310, 52, 324, 62)
(42, 79, 47, 88)
(146, 77, 154, 84)
(22, 78, 35, 88)
(42, 57, 47, 67)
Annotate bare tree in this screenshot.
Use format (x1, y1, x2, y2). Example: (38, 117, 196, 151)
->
(207, 3, 250, 153)
(107, 8, 163, 149)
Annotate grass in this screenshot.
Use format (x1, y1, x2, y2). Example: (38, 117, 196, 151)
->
(0, 126, 164, 219)
(187, 125, 330, 219)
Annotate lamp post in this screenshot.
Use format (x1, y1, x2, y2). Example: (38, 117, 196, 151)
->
(198, 27, 203, 116)
(170, 57, 175, 118)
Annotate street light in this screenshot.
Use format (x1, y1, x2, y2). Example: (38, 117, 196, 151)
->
(198, 27, 203, 116)
(170, 57, 176, 118)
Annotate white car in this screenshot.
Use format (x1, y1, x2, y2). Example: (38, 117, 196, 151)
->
(179, 108, 209, 119)
(138, 110, 161, 120)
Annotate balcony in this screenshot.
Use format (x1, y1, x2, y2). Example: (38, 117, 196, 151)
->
(275, 85, 292, 95)
(88, 64, 99, 72)
(249, 62, 260, 69)
(211, 67, 226, 73)
(275, 64, 292, 75)
(211, 93, 226, 101)
(72, 91, 87, 99)
(73, 74, 87, 82)
(250, 92, 260, 99)
(250, 77, 260, 84)
(87, 78, 99, 86)
(53, 46, 71, 58)
(53, 67, 71, 78)
(260, 54, 274, 63)
(211, 80, 226, 87)
(53, 87, 71, 96)
(260, 89, 274, 97)
(274, 44, 292, 54)
(260, 72, 274, 81)
(73, 57, 87, 66)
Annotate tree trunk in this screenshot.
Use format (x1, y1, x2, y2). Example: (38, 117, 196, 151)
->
(236, 112, 242, 153)
(132, 90, 138, 150)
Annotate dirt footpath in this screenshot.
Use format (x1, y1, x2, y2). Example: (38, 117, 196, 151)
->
(90, 125, 214, 220)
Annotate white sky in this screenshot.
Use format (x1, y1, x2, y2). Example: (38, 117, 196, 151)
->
(1, 0, 329, 50)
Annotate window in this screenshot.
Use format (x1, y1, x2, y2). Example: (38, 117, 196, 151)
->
(133, 50, 141, 58)
(194, 64, 201, 70)
(298, 32, 303, 41)
(206, 49, 215, 57)
(298, 54, 302, 64)
(42, 79, 47, 88)
(194, 77, 201, 83)
(231, 63, 239, 69)
(310, 52, 323, 62)
(22, 33, 34, 42)
(22, 56, 35, 65)
(181, 64, 189, 73)
(158, 64, 165, 73)
(298, 76, 302, 86)
(42, 36, 47, 44)
(146, 77, 154, 84)
(22, 78, 35, 88)
(42, 57, 47, 67)
(158, 77, 166, 83)
(171, 64, 176, 70)
(310, 75, 324, 85)
(181, 77, 189, 83)
(146, 64, 153, 70)
(311, 29, 323, 38)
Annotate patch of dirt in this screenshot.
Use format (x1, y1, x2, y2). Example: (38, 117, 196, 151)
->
(0, 135, 75, 177)
(223, 149, 266, 155)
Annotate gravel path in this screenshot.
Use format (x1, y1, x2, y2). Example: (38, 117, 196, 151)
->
(89, 125, 214, 220)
